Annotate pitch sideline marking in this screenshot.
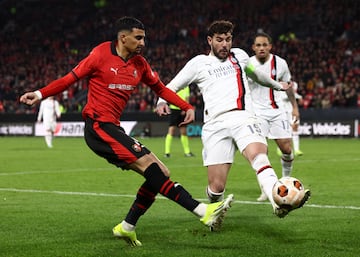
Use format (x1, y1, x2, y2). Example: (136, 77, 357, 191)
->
(1, 187, 359, 211)
(0, 167, 114, 176)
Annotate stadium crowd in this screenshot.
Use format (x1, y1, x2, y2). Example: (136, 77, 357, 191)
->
(0, 0, 359, 114)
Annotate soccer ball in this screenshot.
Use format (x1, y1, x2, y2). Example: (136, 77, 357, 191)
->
(272, 177, 305, 209)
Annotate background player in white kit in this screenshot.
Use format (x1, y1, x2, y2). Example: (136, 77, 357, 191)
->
(277, 81, 304, 157)
(248, 32, 300, 201)
(156, 20, 310, 218)
(37, 96, 61, 148)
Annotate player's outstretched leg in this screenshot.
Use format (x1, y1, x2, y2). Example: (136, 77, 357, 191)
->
(274, 189, 311, 218)
(200, 194, 234, 231)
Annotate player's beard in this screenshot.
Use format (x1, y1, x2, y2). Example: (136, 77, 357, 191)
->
(214, 48, 229, 61)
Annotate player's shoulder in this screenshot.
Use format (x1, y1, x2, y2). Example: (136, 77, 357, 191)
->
(88, 41, 112, 58)
(273, 54, 288, 64)
(97, 41, 112, 48)
(230, 48, 250, 63)
(183, 54, 210, 67)
(248, 55, 257, 63)
(230, 48, 249, 65)
(132, 54, 147, 64)
(189, 54, 208, 62)
(92, 41, 111, 52)
(230, 48, 249, 57)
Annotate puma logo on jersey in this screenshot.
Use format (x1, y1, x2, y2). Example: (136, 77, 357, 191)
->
(110, 67, 118, 75)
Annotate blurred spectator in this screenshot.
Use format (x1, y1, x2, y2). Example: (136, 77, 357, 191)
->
(0, 0, 359, 113)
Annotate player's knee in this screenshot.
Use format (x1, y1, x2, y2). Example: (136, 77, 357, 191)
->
(279, 147, 292, 155)
(278, 140, 292, 154)
(143, 163, 169, 180)
(137, 154, 171, 176)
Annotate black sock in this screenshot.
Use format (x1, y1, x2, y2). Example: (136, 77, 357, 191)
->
(125, 180, 157, 225)
(143, 163, 200, 212)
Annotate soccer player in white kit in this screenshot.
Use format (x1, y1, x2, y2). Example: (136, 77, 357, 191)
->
(156, 20, 310, 218)
(280, 81, 304, 157)
(248, 32, 300, 202)
(37, 96, 61, 148)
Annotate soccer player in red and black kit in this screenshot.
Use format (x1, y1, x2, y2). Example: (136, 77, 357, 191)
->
(20, 16, 233, 247)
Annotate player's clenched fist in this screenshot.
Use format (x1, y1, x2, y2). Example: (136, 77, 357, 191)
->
(19, 92, 40, 106)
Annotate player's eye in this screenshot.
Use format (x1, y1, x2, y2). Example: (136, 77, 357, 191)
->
(135, 36, 145, 40)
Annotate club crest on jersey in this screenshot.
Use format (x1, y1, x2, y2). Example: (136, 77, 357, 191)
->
(133, 69, 138, 78)
(132, 143, 142, 152)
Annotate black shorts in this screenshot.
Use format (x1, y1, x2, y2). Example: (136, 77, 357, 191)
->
(169, 109, 186, 127)
(84, 118, 150, 169)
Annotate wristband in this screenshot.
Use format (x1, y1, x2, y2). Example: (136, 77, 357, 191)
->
(34, 90, 43, 100)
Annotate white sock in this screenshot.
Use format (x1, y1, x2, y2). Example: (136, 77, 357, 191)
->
(257, 169, 278, 208)
(206, 186, 224, 203)
(256, 176, 265, 195)
(292, 132, 300, 151)
(45, 134, 53, 147)
(121, 220, 135, 231)
(281, 152, 294, 177)
(193, 203, 207, 217)
(252, 154, 278, 208)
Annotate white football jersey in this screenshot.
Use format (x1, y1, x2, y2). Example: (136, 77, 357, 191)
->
(248, 54, 291, 112)
(165, 48, 254, 123)
(37, 98, 61, 123)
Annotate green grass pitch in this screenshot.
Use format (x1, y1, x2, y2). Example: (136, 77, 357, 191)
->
(1, 136, 359, 257)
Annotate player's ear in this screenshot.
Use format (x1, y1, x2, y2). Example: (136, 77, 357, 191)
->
(117, 32, 126, 43)
(207, 36, 212, 46)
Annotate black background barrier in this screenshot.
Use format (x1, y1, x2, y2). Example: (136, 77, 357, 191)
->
(1, 108, 359, 122)
(1, 108, 359, 137)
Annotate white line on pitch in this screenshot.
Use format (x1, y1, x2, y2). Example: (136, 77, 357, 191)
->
(0, 168, 114, 176)
(1, 187, 359, 211)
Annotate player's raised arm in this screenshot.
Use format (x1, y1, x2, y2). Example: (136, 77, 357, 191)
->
(245, 63, 291, 91)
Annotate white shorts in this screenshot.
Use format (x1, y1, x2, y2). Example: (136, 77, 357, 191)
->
(201, 110, 267, 166)
(283, 101, 299, 125)
(256, 110, 292, 139)
(43, 120, 57, 132)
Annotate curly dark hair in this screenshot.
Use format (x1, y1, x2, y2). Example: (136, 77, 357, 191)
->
(207, 20, 234, 37)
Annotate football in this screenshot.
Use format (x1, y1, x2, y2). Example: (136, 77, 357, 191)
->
(272, 177, 305, 209)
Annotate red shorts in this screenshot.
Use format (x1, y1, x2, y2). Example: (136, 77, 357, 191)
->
(84, 118, 150, 169)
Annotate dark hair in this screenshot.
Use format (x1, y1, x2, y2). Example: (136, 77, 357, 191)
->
(254, 32, 272, 44)
(207, 20, 234, 37)
(115, 16, 145, 32)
